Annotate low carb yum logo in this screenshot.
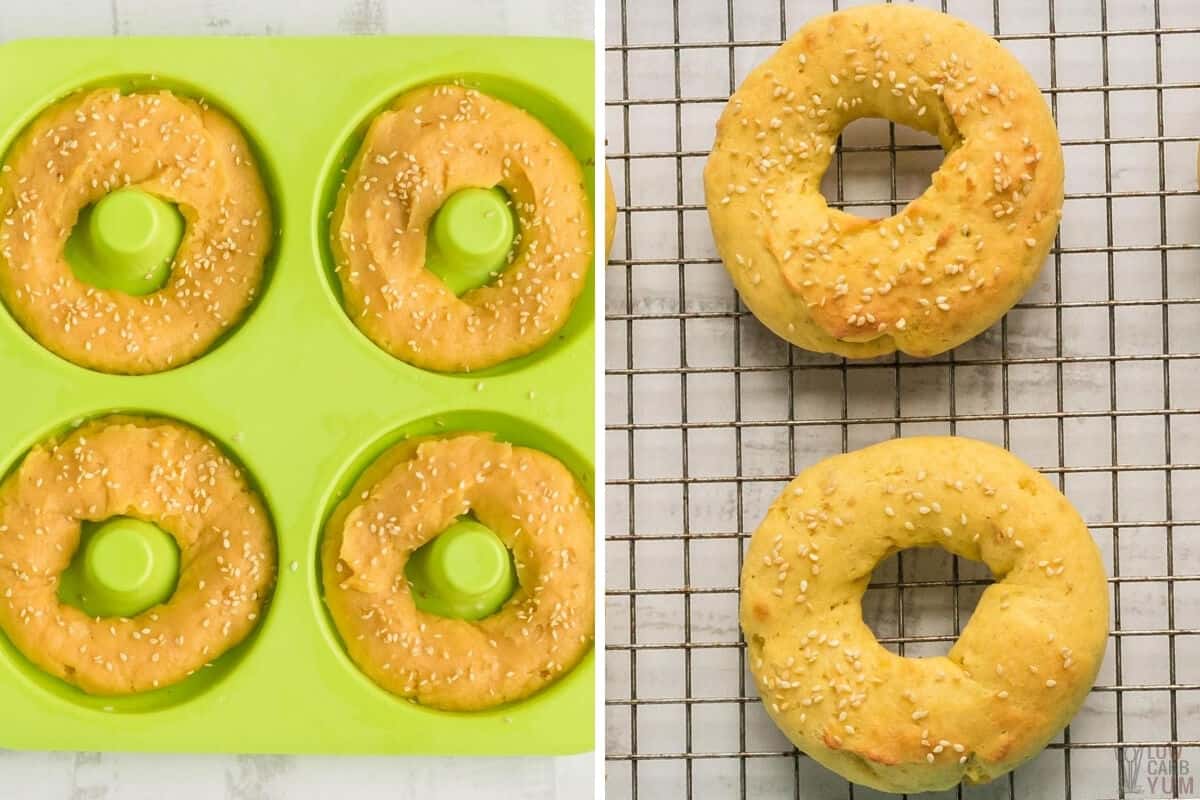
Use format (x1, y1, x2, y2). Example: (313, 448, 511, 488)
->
(1122, 746, 1192, 796)
(1123, 747, 1146, 794)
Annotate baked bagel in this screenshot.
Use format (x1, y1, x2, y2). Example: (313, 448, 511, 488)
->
(605, 169, 617, 258)
(704, 4, 1063, 357)
(741, 437, 1108, 793)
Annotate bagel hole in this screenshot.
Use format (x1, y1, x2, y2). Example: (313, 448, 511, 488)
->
(820, 119, 944, 220)
(403, 513, 519, 621)
(862, 547, 994, 658)
(424, 186, 521, 297)
(57, 517, 182, 619)
(63, 191, 185, 297)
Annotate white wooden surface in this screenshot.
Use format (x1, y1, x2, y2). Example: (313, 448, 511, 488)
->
(0, 2, 594, 798)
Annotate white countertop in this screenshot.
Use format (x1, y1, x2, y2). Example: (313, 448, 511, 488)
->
(0, 2, 594, 798)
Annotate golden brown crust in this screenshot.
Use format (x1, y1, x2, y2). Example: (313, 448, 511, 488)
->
(604, 169, 617, 259)
(0, 416, 276, 695)
(704, 5, 1064, 358)
(0, 89, 273, 374)
(741, 437, 1108, 793)
(331, 84, 592, 372)
(321, 433, 594, 711)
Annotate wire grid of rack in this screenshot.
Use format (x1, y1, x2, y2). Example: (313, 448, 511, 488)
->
(604, 0, 1200, 798)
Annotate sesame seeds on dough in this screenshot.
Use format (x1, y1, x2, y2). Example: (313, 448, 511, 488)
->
(703, 5, 1064, 359)
(0, 416, 276, 695)
(321, 433, 594, 711)
(330, 84, 593, 373)
(0, 89, 273, 374)
(740, 436, 1108, 793)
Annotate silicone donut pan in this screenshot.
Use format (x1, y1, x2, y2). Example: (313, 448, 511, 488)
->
(0, 36, 594, 755)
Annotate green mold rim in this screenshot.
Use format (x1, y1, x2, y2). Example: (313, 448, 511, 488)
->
(0, 407, 280, 715)
(312, 408, 595, 718)
(314, 71, 597, 379)
(0, 72, 284, 377)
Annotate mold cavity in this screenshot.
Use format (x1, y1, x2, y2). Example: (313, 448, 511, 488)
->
(315, 409, 594, 699)
(0, 75, 283, 375)
(819, 119, 944, 220)
(0, 409, 277, 715)
(861, 547, 994, 658)
(316, 73, 595, 379)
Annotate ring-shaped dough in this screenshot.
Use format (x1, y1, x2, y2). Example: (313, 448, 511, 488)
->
(0, 89, 273, 374)
(322, 433, 594, 711)
(331, 84, 592, 372)
(0, 415, 276, 695)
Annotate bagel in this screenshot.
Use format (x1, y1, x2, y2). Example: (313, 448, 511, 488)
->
(0, 88, 273, 374)
(321, 432, 593, 711)
(331, 84, 592, 372)
(741, 437, 1107, 793)
(704, 4, 1064, 358)
(0, 415, 276, 695)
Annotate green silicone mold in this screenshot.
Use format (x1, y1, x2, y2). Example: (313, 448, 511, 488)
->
(0, 36, 594, 756)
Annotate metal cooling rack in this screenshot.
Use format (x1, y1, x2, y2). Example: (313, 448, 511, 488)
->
(604, 0, 1200, 798)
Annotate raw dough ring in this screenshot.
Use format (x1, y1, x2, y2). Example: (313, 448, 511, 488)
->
(322, 433, 594, 711)
(0, 415, 276, 695)
(741, 437, 1108, 793)
(704, 4, 1064, 358)
(0, 88, 273, 374)
(331, 84, 592, 372)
